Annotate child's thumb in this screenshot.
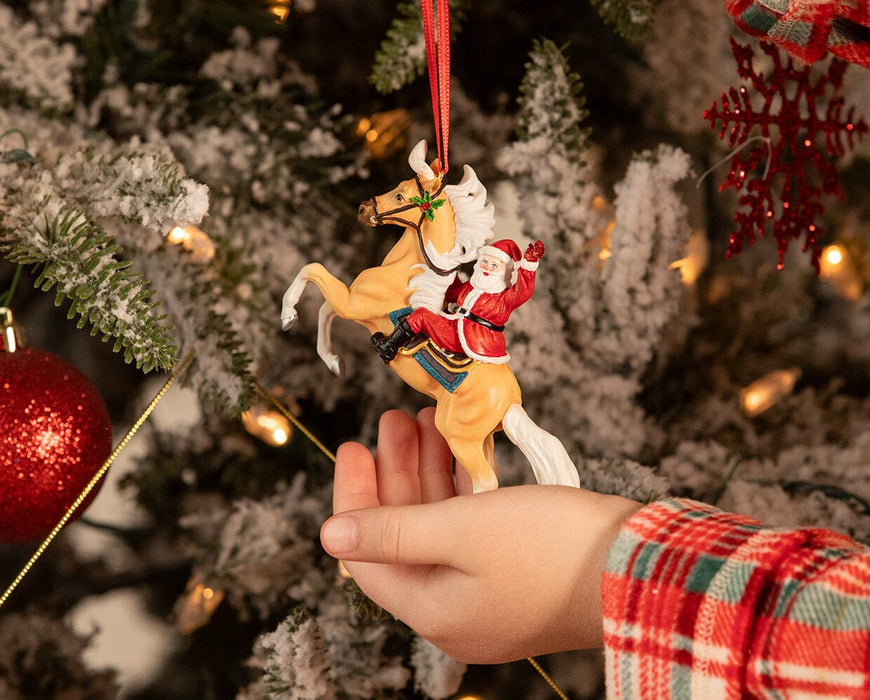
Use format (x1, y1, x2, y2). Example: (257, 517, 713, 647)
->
(320, 505, 458, 566)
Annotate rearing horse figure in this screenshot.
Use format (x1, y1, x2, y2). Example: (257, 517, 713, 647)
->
(281, 140, 579, 493)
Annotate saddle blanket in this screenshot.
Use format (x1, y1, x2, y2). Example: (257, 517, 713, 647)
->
(388, 308, 477, 393)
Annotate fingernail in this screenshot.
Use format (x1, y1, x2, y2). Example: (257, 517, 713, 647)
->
(321, 516, 358, 555)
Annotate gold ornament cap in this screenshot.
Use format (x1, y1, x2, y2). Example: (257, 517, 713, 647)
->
(0, 307, 22, 353)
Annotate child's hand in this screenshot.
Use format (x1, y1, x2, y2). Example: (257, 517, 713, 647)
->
(320, 408, 641, 663)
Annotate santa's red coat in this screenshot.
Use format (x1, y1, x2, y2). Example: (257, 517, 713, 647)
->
(407, 261, 537, 364)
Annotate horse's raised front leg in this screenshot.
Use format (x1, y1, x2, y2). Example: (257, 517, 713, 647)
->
(280, 266, 311, 330)
(317, 301, 344, 377)
(281, 263, 352, 330)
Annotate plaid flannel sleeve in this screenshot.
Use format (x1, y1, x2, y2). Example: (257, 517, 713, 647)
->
(602, 498, 870, 698)
(725, 0, 870, 68)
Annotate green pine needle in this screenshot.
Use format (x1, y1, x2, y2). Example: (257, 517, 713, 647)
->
(514, 39, 591, 161)
(0, 203, 177, 371)
(589, 0, 661, 39)
(370, 1, 426, 95)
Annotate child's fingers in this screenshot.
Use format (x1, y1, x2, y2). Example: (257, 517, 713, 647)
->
(320, 502, 462, 568)
(454, 463, 474, 495)
(416, 408, 456, 502)
(375, 410, 422, 506)
(332, 442, 381, 513)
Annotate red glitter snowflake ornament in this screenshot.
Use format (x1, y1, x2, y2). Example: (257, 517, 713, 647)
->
(704, 38, 867, 271)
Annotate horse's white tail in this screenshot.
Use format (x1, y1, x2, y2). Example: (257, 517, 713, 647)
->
(502, 405, 580, 488)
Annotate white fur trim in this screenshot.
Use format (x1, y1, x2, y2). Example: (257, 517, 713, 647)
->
(519, 258, 539, 271)
(451, 288, 510, 364)
(478, 245, 515, 265)
(456, 318, 510, 364)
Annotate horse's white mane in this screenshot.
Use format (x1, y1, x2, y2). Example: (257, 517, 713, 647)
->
(408, 140, 495, 264)
(407, 141, 496, 312)
(444, 165, 495, 263)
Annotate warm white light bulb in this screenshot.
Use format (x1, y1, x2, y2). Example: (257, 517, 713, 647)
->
(740, 368, 801, 417)
(824, 246, 843, 265)
(819, 243, 862, 301)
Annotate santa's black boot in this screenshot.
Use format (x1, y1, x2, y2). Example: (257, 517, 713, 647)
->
(371, 319, 415, 364)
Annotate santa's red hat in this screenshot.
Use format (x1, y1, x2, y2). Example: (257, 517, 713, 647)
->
(478, 239, 522, 265)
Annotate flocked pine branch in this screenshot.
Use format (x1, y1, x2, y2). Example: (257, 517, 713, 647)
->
(53, 150, 210, 243)
(411, 637, 466, 699)
(370, 1, 425, 94)
(135, 246, 255, 414)
(0, 198, 176, 371)
(599, 143, 693, 375)
(640, 0, 736, 133)
(499, 38, 602, 345)
(370, 0, 466, 95)
(0, 3, 78, 111)
(242, 608, 335, 700)
(500, 40, 693, 466)
(511, 39, 591, 157)
(0, 147, 210, 372)
(590, 0, 662, 38)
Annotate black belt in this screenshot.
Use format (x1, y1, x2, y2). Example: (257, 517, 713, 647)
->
(456, 307, 505, 332)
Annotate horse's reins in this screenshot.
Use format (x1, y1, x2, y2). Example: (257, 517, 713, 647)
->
(367, 176, 459, 277)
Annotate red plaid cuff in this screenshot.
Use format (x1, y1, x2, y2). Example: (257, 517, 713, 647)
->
(726, 0, 870, 68)
(603, 498, 870, 698)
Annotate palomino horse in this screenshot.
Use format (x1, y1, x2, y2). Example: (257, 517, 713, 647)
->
(281, 140, 579, 492)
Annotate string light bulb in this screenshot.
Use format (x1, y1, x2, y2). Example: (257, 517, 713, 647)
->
(590, 195, 615, 264)
(356, 109, 412, 158)
(241, 389, 300, 447)
(669, 230, 709, 285)
(175, 572, 225, 634)
(167, 225, 216, 263)
(242, 404, 292, 446)
(1, 306, 20, 352)
(819, 243, 862, 301)
(268, 1, 291, 23)
(740, 367, 801, 417)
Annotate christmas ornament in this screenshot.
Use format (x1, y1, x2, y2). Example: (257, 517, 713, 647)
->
(281, 142, 578, 493)
(704, 38, 867, 271)
(279, 1, 579, 493)
(0, 335, 113, 542)
(726, 0, 870, 69)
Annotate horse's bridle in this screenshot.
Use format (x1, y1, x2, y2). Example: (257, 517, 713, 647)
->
(367, 176, 459, 277)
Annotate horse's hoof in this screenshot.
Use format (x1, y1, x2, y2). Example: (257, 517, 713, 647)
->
(327, 355, 345, 377)
(471, 473, 499, 494)
(280, 312, 297, 331)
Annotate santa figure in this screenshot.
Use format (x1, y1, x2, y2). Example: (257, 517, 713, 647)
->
(371, 238, 545, 364)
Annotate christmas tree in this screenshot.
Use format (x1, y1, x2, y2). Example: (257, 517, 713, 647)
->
(1, 1, 868, 698)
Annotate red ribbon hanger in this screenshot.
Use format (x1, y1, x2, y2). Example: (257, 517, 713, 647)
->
(421, 0, 450, 174)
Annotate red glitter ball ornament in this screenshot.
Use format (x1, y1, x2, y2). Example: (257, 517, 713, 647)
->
(0, 348, 113, 542)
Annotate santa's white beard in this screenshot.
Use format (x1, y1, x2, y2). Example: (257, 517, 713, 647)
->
(470, 264, 510, 293)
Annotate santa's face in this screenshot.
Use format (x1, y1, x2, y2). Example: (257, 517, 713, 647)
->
(470, 254, 511, 293)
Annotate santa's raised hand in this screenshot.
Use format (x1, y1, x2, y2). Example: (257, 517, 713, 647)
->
(525, 240, 545, 262)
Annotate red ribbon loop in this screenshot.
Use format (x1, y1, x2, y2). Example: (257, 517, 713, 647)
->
(421, 0, 450, 174)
